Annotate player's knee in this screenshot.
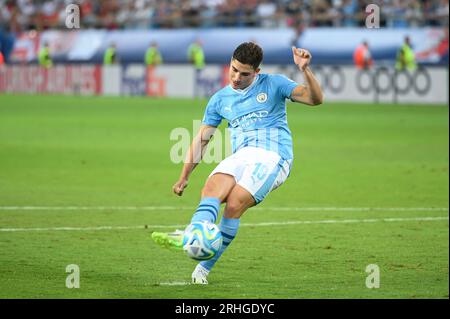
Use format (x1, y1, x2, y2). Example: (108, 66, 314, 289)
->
(201, 182, 220, 198)
(201, 174, 235, 200)
(201, 183, 227, 202)
(201, 183, 212, 197)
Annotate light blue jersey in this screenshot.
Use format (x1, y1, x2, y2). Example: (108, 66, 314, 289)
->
(202, 73, 298, 160)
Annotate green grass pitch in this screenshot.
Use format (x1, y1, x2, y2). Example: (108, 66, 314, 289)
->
(0, 94, 448, 298)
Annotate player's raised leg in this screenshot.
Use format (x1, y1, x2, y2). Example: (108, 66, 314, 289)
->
(151, 173, 235, 249)
(191, 173, 236, 223)
(192, 184, 255, 284)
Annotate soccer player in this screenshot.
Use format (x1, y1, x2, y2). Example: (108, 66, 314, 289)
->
(152, 42, 323, 284)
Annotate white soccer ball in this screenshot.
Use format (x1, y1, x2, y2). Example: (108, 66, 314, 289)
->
(182, 221, 223, 261)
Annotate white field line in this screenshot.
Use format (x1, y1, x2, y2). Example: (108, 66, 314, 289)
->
(0, 216, 447, 232)
(0, 206, 448, 212)
(158, 281, 191, 286)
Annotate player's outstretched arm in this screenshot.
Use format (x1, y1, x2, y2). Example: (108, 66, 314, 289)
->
(173, 125, 217, 196)
(290, 47, 323, 106)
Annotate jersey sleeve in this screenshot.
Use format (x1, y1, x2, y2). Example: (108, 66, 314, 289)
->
(202, 94, 222, 127)
(272, 74, 299, 100)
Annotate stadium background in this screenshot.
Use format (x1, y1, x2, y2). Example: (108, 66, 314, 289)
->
(0, 0, 448, 299)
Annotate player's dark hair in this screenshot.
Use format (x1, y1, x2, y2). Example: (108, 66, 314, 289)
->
(232, 42, 263, 70)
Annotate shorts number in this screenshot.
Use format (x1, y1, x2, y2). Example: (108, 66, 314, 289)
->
(251, 163, 268, 184)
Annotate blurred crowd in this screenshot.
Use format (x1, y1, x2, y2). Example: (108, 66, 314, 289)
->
(1, 0, 449, 32)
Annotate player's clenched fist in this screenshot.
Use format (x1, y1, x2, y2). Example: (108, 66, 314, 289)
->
(292, 47, 312, 71)
(173, 179, 188, 196)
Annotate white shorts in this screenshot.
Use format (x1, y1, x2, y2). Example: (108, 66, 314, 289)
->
(209, 147, 292, 204)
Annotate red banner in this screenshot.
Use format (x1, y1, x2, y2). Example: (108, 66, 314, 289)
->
(145, 66, 166, 97)
(0, 65, 101, 95)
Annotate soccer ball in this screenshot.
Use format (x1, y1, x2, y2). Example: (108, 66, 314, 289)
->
(182, 221, 223, 261)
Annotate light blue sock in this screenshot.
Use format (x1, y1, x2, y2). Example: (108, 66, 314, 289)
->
(200, 217, 240, 271)
(191, 197, 221, 224)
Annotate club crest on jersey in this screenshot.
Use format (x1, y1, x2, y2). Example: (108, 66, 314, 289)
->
(256, 93, 267, 103)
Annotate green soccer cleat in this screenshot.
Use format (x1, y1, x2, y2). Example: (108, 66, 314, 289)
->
(151, 230, 184, 250)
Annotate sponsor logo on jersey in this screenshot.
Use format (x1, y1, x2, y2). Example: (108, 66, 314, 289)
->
(230, 110, 269, 128)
